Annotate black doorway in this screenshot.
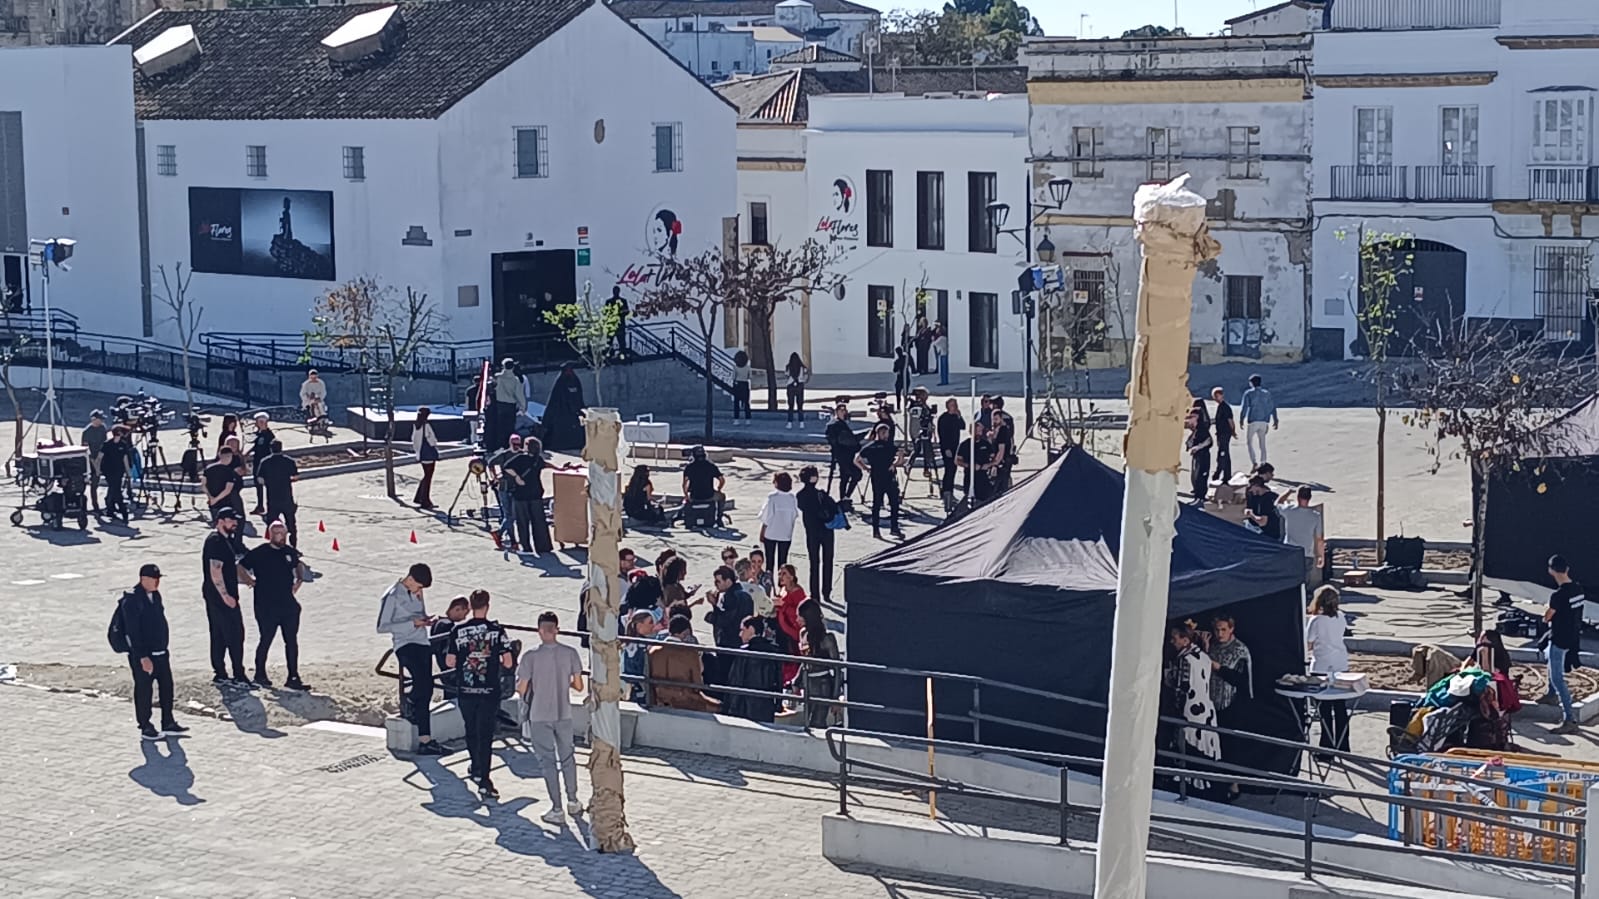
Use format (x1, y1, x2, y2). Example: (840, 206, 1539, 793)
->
(1359, 239, 1465, 356)
(491, 249, 577, 363)
(2, 255, 25, 312)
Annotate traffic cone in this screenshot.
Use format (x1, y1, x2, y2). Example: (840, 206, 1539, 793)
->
(409, 530, 418, 544)
(331, 538, 340, 552)
(318, 520, 326, 533)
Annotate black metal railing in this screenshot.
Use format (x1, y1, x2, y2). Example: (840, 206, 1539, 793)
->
(628, 319, 738, 396)
(1329, 165, 1409, 201)
(1413, 164, 1495, 202)
(1529, 166, 1599, 203)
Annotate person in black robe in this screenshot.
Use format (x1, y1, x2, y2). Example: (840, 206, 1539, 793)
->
(542, 366, 586, 452)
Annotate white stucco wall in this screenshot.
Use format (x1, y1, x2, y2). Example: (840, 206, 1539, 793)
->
(633, 9, 876, 79)
(0, 46, 142, 338)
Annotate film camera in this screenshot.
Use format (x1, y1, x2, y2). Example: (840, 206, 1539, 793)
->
(112, 391, 174, 436)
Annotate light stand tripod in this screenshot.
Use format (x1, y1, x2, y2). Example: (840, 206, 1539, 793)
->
(26, 239, 74, 445)
(446, 456, 491, 528)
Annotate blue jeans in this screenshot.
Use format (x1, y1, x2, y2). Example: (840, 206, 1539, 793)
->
(937, 354, 949, 386)
(496, 487, 517, 545)
(1549, 644, 1577, 722)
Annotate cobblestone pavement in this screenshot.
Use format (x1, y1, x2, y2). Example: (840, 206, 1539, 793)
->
(0, 685, 1079, 899)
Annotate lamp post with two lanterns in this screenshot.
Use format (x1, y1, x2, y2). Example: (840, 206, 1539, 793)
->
(987, 176, 1071, 435)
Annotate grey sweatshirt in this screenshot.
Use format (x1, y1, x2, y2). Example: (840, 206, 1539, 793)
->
(375, 580, 429, 649)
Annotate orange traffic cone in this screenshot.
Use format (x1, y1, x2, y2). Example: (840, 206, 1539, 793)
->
(318, 520, 326, 533)
(331, 538, 340, 552)
(409, 530, 418, 544)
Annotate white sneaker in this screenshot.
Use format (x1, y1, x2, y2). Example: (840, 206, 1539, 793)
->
(541, 807, 567, 824)
(567, 798, 585, 816)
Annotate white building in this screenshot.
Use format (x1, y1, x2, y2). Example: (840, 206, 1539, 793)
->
(717, 61, 1030, 375)
(1023, 33, 1314, 366)
(0, 46, 142, 332)
(614, 0, 878, 82)
(112, 0, 736, 354)
(1309, 0, 1599, 357)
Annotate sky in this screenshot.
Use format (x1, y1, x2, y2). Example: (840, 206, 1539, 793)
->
(890, 0, 1261, 39)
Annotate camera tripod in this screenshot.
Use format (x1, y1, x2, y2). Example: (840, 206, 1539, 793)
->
(446, 456, 493, 529)
(127, 427, 176, 515)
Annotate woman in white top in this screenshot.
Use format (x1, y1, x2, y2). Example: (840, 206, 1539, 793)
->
(731, 350, 752, 425)
(758, 471, 801, 568)
(784, 352, 810, 429)
(1304, 584, 1351, 756)
(411, 406, 441, 510)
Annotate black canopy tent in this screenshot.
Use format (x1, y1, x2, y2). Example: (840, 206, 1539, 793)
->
(844, 446, 1307, 774)
(1480, 394, 1599, 601)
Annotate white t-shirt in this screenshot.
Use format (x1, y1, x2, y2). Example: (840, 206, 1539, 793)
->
(758, 489, 800, 542)
(1304, 614, 1349, 674)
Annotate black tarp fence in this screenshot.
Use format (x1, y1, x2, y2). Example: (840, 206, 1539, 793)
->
(845, 446, 1308, 774)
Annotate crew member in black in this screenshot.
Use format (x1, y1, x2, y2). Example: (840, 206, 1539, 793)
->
(445, 589, 515, 797)
(824, 404, 862, 508)
(503, 436, 553, 555)
(255, 440, 300, 548)
(249, 412, 276, 515)
(204, 446, 245, 521)
(100, 425, 133, 522)
(681, 445, 726, 525)
(239, 520, 308, 690)
(906, 387, 937, 491)
(795, 465, 838, 603)
(935, 398, 966, 513)
(122, 563, 188, 740)
(202, 508, 250, 687)
(989, 396, 1016, 494)
(956, 419, 998, 507)
(855, 423, 904, 539)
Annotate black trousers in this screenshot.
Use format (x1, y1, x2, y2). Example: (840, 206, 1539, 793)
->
(395, 643, 434, 739)
(786, 384, 805, 422)
(265, 503, 298, 548)
(254, 599, 302, 680)
(1215, 438, 1233, 484)
(458, 693, 500, 781)
(129, 652, 174, 728)
(869, 476, 901, 532)
(805, 527, 835, 601)
(104, 469, 129, 519)
(488, 401, 516, 451)
(512, 497, 553, 553)
(252, 460, 265, 510)
(204, 595, 246, 679)
(763, 538, 791, 569)
(732, 382, 751, 420)
(1190, 448, 1211, 503)
(831, 452, 861, 502)
(941, 450, 958, 494)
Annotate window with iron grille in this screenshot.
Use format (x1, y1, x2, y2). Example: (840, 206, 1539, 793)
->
(156, 144, 177, 176)
(1225, 275, 1263, 321)
(514, 127, 548, 178)
(246, 145, 267, 177)
(1534, 245, 1590, 338)
(654, 122, 683, 173)
(342, 146, 365, 181)
(1068, 269, 1107, 352)
(1070, 126, 1103, 178)
(1227, 126, 1261, 179)
(1148, 128, 1178, 182)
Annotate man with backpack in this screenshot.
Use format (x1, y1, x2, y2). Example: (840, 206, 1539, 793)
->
(795, 465, 838, 603)
(111, 563, 188, 740)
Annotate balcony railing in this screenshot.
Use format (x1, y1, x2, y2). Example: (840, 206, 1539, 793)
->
(1330, 0, 1499, 30)
(1413, 164, 1494, 202)
(1529, 165, 1597, 202)
(1329, 164, 1408, 201)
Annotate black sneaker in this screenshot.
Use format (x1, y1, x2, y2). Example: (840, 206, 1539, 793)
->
(233, 675, 257, 690)
(160, 721, 190, 736)
(253, 673, 274, 689)
(212, 673, 231, 686)
(479, 778, 500, 799)
(140, 724, 162, 741)
(416, 740, 447, 756)
(283, 677, 311, 692)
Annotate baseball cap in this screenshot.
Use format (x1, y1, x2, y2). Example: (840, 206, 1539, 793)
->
(508, 433, 524, 444)
(90, 409, 105, 420)
(139, 563, 162, 579)
(254, 412, 270, 421)
(214, 507, 243, 522)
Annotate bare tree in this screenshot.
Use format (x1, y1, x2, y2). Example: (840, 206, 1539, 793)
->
(544, 281, 622, 406)
(1345, 228, 1412, 565)
(632, 240, 836, 439)
(155, 263, 204, 413)
(1402, 325, 1588, 632)
(308, 278, 446, 499)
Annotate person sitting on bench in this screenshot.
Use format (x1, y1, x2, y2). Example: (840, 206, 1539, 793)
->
(680, 447, 725, 527)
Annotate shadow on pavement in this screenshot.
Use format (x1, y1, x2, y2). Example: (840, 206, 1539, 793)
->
(217, 688, 287, 739)
(128, 738, 204, 806)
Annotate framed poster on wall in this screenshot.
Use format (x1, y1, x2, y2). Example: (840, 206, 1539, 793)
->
(189, 187, 336, 281)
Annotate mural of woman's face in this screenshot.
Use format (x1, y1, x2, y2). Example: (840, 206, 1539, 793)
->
(650, 216, 668, 251)
(832, 183, 845, 210)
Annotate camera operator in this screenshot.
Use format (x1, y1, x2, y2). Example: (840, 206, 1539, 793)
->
(203, 508, 250, 687)
(82, 410, 108, 515)
(250, 412, 276, 516)
(255, 440, 299, 547)
(100, 425, 133, 522)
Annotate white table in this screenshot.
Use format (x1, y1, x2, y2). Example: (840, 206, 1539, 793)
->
(1276, 684, 1366, 782)
(622, 419, 671, 461)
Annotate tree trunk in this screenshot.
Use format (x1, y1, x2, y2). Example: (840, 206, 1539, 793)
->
(1472, 459, 1490, 635)
(383, 372, 397, 499)
(1375, 403, 1387, 566)
(701, 314, 716, 441)
(180, 341, 196, 413)
(582, 408, 635, 853)
(751, 305, 778, 412)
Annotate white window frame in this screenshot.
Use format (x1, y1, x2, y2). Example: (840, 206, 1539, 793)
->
(1531, 95, 1593, 165)
(155, 144, 177, 177)
(653, 122, 683, 173)
(245, 144, 267, 178)
(342, 145, 365, 181)
(1147, 127, 1179, 182)
(514, 126, 549, 179)
(1070, 125, 1103, 178)
(1227, 126, 1261, 179)
(1439, 105, 1479, 167)
(1355, 107, 1394, 169)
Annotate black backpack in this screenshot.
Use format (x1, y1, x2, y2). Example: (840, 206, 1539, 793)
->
(107, 595, 130, 654)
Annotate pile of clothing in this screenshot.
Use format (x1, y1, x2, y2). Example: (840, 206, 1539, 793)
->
(1390, 666, 1518, 755)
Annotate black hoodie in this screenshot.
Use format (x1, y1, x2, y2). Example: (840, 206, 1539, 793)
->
(726, 634, 781, 722)
(121, 586, 169, 657)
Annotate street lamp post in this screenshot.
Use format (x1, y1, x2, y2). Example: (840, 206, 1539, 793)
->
(989, 176, 1071, 435)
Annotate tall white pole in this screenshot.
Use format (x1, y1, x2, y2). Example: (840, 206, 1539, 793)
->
(39, 254, 60, 442)
(1093, 175, 1219, 899)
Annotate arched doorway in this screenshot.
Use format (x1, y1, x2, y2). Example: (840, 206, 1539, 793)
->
(1358, 238, 1466, 356)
